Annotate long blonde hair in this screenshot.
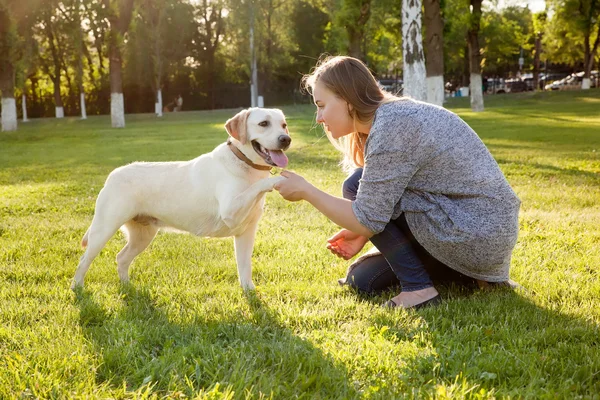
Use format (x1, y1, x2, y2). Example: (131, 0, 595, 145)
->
(301, 55, 400, 171)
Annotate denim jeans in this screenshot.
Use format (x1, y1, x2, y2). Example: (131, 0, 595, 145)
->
(343, 168, 473, 294)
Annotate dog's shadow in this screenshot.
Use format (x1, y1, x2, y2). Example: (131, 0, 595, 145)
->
(74, 285, 357, 397)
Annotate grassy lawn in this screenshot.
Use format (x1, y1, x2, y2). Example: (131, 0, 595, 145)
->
(1, 90, 599, 398)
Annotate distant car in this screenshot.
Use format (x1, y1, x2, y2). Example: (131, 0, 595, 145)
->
(545, 77, 568, 91)
(540, 73, 569, 90)
(377, 79, 403, 94)
(485, 78, 507, 94)
(505, 79, 528, 93)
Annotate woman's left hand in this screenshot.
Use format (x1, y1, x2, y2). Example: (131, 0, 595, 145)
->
(274, 170, 314, 202)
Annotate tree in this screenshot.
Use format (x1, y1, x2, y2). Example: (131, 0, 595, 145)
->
(322, 0, 372, 61)
(402, 0, 427, 101)
(104, 0, 135, 128)
(0, 0, 38, 131)
(441, 0, 469, 87)
(547, 0, 600, 89)
(468, 0, 484, 112)
(533, 11, 547, 90)
(38, 1, 69, 118)
(290, 0, 329, 77)
(480, 7, 533, 78)
(195, 0, 225, 109)
(424, 0, 444, 106)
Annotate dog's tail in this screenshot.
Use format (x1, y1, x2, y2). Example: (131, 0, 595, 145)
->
(81, 228, 90, 248)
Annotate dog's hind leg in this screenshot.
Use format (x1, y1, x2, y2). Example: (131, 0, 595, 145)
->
(72, 216, 125, 289)
(116, 220, 158, 283)
(234, 220, 259, 291)
(72, 188, 136, 289)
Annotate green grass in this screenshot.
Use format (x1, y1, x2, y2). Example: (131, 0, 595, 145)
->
(1, 90, 599, 399)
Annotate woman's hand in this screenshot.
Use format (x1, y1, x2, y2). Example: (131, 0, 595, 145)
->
(274, 170, 314, 202)
(327, 229, 369, 260)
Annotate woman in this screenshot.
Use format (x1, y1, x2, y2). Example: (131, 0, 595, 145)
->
(274, 56, 520, 309)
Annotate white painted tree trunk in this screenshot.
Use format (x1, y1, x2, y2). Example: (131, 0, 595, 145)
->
(80, 93, 87, 119)
(402, 0, 427, 101)
(426, 75, 444, 106)
(1, 97, 17, 131)
(155, 89, 163, 117)
(111, 92, 125, 128)
(470, 73, 484, 112)
(582, 78, 591, 90)
(22, 94, 29, 122)
(55, 107, 64, 118)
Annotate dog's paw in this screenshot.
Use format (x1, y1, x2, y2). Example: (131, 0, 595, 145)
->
(70, 280, 84, 291)
(264, 176, 286, 192)
(241, 281, 256, 291)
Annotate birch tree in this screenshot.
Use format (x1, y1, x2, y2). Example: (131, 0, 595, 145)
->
(424, 0, 444, 106)
(402, 0, 427, 101)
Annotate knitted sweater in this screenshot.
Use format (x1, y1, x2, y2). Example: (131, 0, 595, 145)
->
(351, 98, 520, 281)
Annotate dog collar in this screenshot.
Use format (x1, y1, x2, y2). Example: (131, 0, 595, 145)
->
(227, 139, 273, 171)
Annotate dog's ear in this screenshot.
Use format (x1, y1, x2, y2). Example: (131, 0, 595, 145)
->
(225, 109, 251, 144)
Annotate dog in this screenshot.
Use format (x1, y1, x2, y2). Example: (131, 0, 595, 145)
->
(72, 107, 291, 290)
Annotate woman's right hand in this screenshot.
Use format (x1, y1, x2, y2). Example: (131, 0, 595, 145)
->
(326, 229, 369, 260)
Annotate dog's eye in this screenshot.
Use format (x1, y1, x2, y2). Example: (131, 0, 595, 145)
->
(282, 123, 287, 129)
(258, 121, 269, 127)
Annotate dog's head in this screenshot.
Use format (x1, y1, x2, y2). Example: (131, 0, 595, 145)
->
(225, 108, 291, 168)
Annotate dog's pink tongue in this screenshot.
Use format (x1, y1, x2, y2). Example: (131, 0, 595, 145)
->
(268, 150, 288, 168)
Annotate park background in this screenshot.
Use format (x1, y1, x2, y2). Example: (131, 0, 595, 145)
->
(1, 0, 600, 398)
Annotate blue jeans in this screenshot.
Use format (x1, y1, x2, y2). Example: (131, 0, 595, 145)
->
(343, 168, 472, 294)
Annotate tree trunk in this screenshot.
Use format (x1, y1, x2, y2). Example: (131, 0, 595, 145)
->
(583, 30, 600, 90)
(208, 52, 215, 110)
(347, 0, 371, 62)
(155, 89, 162, 116)
(424, 0, 444, 106)
(106, 0, 134, 128)
(533, 32, 541, 91)
(402, 0, 427, 101)
(0, 61, 17, 131)
(468, 0, 484, 112)
(53, 74, 64, 118)
(74, 0, 87, 119)
(22, 93, 28, 122)
(44, 13, 65, 118)
(109, 36, 125, 127)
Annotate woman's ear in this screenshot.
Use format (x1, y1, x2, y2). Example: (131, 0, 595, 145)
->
(347, 103, 354, 118)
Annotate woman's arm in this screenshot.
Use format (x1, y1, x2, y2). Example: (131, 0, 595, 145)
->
(274, 171, 374, 238)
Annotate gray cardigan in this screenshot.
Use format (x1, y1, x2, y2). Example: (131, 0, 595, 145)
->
(351, 98, 520, 282)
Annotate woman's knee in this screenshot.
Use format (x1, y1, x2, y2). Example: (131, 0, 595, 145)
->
(342, 168, 363, 200)
(343, 255, 398, 294)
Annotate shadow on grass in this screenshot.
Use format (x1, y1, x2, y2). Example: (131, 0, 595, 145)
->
(366, 286, 600, 396)
(74, 285, 357, 398)
(493, 159, 600, 182)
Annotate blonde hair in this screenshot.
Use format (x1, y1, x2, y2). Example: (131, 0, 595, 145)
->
(301, 55, 401, 172)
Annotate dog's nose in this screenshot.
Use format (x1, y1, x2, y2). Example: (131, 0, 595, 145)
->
(278, 135, 291, 149)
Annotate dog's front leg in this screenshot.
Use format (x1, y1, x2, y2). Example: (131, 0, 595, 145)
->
(234, 220, 259, 290)
(220, 176, 285, 229)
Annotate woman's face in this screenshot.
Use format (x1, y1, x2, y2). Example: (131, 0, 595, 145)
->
(313, 81, 354, 139)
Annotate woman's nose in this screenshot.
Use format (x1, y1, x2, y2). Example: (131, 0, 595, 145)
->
(316, 112, 324, 124)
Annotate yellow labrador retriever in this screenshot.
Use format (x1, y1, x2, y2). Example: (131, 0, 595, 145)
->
(72, 108, 290, 290)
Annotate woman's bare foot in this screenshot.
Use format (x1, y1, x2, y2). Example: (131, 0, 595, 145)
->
(386, 287, 440, 309)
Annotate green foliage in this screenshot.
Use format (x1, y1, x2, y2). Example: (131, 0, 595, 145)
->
(544, 0, 600, 66)
(1, 91, 600, 397)
(481, 6, 533, 76)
